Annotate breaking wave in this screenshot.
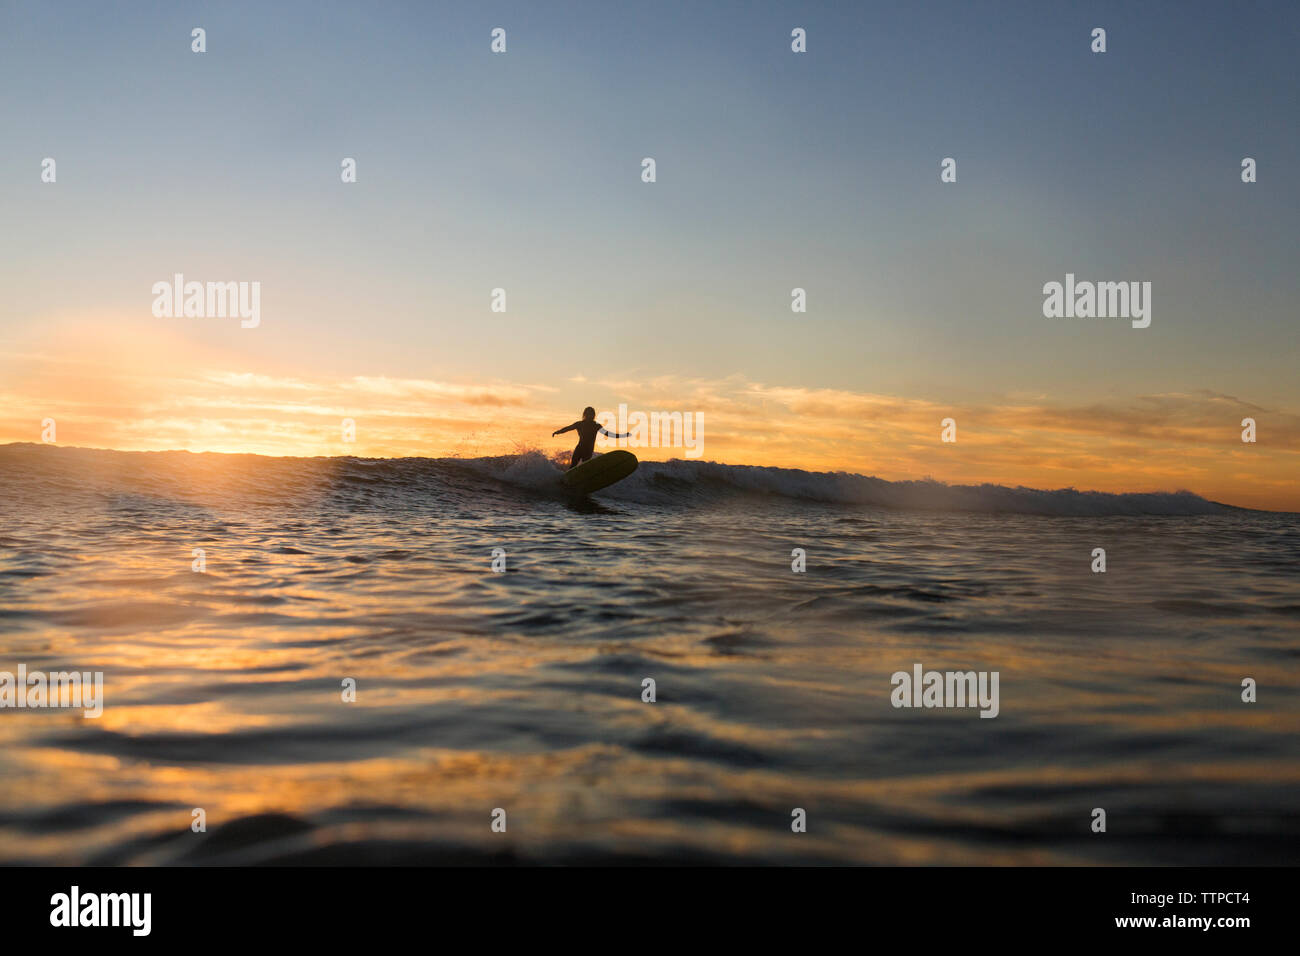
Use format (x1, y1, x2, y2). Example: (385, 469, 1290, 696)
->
(0, 443, 1244, 515)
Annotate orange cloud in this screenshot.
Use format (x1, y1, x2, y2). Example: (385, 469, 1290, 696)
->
(1, 328, 1295, 510)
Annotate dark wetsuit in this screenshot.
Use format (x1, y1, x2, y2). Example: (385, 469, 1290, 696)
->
(555, 419, 626, 470)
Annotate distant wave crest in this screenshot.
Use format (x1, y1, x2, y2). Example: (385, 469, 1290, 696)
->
(475, 452, 1237, 515)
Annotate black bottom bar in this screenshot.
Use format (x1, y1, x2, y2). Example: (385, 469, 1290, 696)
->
(3, 865, 1282, 942)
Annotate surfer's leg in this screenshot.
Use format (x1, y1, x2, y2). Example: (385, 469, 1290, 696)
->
(569, 448, 582, 470)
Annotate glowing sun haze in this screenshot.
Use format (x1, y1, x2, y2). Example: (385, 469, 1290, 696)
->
(1, 314, 1295, 511)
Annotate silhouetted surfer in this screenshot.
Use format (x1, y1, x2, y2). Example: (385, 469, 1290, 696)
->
(552, 407, 630, 470)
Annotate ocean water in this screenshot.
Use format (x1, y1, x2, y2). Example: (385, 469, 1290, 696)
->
(1, 442, 1297, 865)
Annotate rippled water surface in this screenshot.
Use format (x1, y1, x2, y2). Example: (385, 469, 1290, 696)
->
(1, 444, 1297, 864)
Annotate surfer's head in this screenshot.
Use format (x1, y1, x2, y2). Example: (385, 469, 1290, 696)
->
(582, 406, 596, 420)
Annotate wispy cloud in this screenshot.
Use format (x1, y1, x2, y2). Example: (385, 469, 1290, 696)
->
(1, 347, 1294, 509)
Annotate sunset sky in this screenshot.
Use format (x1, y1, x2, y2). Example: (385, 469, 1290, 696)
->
(1, 1, 1296, 509)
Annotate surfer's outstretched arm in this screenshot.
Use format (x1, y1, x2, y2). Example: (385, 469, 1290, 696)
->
(552, 422, 579, 437)
(599, 427, 630, 439)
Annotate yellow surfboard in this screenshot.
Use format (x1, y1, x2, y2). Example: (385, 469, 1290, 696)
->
(559, 450, 638, 495)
